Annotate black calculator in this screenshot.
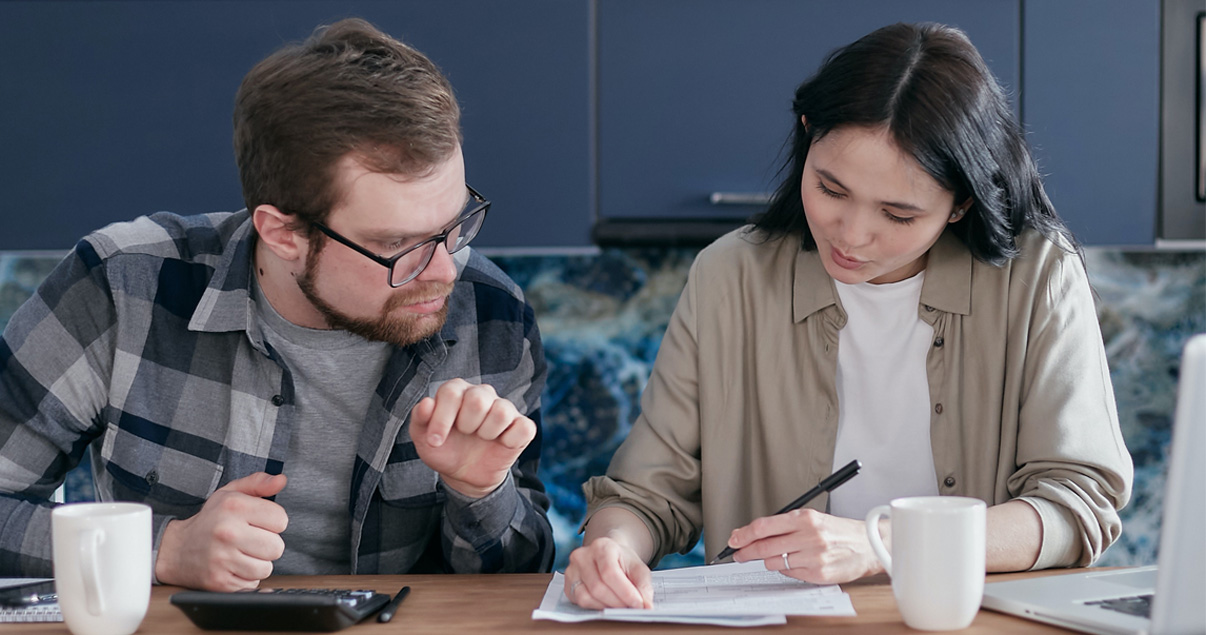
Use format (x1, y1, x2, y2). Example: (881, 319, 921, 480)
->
(170, 587, 391, 632)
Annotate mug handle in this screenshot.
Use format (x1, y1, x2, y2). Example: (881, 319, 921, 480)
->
(79, 528, 106, 616)
(864, 505, 893, 576)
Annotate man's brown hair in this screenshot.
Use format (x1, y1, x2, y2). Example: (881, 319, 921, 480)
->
(233, 17, 461, 227)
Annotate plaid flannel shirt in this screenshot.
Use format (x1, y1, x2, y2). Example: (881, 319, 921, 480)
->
(0, 211, 553, 577)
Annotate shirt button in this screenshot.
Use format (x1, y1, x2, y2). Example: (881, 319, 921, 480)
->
(271, 395, 284, 407)
(934, 403, 944, 414)
(933, 336, 944, 347)
(944, 476, 956, 488)
(145, 470, 159, 485)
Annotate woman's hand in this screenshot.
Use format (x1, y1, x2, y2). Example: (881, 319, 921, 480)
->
(565, 536, 654, 609)
(727, 508, 884, 584)
(565, 507, 658, 609)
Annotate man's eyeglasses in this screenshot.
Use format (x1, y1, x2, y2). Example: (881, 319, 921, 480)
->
(310, 184, 489, 288)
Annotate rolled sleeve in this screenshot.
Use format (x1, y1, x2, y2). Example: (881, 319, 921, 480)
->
(1009, 245, 1132, 567)
(1019, 496, 1083, 570)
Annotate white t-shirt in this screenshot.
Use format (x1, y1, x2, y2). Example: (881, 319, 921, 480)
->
(828, 271, 939, 520)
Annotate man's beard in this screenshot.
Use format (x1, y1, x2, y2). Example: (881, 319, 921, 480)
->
(296, 243, 454, 348)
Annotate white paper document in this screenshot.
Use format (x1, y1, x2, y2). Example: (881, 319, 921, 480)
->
(532, 560, 856, 627)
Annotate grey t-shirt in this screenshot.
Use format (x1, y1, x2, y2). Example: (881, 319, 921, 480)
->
(252, 277, 392, 574)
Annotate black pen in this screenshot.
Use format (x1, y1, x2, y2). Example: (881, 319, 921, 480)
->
(377, 586, 411, 623)
(708, 459, 861, 565)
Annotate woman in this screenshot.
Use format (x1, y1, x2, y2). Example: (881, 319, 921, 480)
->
(566, 22, 1133, 610)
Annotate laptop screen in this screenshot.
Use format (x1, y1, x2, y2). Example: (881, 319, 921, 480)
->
(1151, 334, 1206, 634)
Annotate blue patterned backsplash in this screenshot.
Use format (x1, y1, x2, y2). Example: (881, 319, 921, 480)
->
(2, 244, 1203, 572)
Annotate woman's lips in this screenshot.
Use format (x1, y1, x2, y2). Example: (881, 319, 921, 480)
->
(831, 247, 865, 270)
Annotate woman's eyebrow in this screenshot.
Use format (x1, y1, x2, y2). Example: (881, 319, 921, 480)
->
(816, 168, 925, 212)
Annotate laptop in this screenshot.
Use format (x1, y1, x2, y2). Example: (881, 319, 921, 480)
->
(981, 334, 1206, 635)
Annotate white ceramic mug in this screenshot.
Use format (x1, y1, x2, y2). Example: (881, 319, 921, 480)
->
(52, 502, 152, 635)
(865, 496, 986, 631)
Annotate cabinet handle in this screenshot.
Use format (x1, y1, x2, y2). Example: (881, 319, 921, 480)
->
(709, 192, 772, 206)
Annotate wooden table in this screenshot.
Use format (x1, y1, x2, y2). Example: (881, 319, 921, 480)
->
(15, 570, 1078, 634)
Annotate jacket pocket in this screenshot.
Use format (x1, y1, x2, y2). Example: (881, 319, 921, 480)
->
(99, 422, 224, 512)
(378, 452, 443, 508)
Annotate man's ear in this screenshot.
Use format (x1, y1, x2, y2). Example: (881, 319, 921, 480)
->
(253, 205, 307, 262)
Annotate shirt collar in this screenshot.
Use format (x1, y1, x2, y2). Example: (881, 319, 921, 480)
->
(792, 244, 836, 323)
(920, 230, 973, 316)
(791, 230, 973, 322)
(189, 210, 259, 334)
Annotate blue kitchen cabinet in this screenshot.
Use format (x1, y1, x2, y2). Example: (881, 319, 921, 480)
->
(0, 1, 1167, 249)
(595, 1, 1167, 247)
(0, 1, 590, 250)
(1023, 0, 1161, 246)
(594, 0, 1021, 245)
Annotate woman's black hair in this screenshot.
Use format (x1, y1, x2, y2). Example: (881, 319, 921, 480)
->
(750, 22, 1078, 264)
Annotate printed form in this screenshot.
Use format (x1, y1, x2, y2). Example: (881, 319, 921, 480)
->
(533, 560, 856, 627)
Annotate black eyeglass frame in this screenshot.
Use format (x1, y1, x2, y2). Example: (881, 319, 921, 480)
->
(309, 184, 489, 288)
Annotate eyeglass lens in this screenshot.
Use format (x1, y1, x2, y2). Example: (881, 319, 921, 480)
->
(389, 207, 486, 286)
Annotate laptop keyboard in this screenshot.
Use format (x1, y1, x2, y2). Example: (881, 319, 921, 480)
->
(1084, 594, 1153, 618)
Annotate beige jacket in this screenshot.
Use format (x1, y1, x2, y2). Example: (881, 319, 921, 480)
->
(584, 227, 1133, 570)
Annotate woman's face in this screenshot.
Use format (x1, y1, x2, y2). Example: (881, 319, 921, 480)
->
(800, 123, 964, 285)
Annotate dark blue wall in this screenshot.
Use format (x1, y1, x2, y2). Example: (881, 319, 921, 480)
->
(0, 1, 1160, 249)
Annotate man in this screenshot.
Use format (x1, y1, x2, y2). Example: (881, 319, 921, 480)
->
(0, 18, 553, 590)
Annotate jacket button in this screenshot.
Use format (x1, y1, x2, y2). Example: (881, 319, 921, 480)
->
(934, 403, 944, 414)
(271, 394, 284, 407)
(924, 305, 934, 312)
(944, 476, 956, 488)
(145, 470, 159, 485)
(933, 336, 944, 347)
